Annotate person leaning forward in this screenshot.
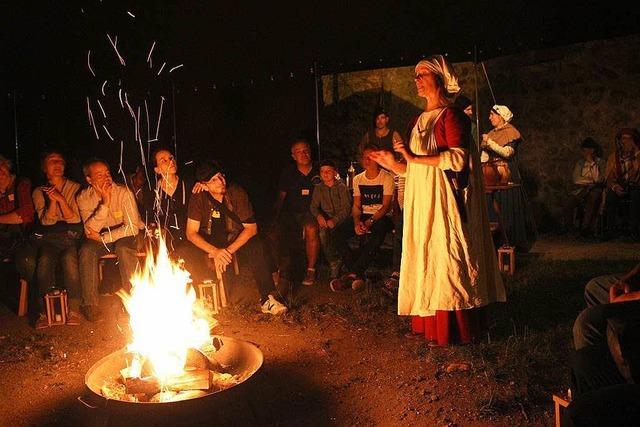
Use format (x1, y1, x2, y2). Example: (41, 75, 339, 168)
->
(178, 160, 287, 316)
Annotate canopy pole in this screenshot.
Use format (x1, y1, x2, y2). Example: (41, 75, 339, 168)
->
(314, 61, 321, 160)
(171, 83, 178, 163)
(473, 46, 481, 150)
(12, 90, 20, 174)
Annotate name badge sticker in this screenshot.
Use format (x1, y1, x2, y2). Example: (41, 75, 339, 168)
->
(301, 189, 310, 196)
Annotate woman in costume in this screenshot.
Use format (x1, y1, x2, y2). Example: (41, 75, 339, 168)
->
(481, 106, 537, 251)
(371, 56, 505, 346)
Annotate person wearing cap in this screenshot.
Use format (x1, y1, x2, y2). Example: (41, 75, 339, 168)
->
(309, 159, 351, 279)
(561, 138, 606, 237)
(481, 104, 537, 251)
(358, 108, 404, 155)
(370, 55, 505, 346)
(603, 128, 640, 239)
(180, 160, 287, 315)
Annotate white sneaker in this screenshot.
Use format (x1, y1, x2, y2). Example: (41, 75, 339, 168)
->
(261, 295, 288, 315)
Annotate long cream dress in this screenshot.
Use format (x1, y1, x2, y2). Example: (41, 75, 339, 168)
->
(398, 107, 505, 317)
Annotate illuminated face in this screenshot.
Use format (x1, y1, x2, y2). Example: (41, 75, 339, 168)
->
(414, 68, 439, 98)
(463, 105, 473, 118)
(86, 162, 112, 189)
(43, 153, 66, 179)
(489, 110, 505, 128)
(291, 142, 312, 167)
(360, 149, 376, 170)
(202, 172, 226, 196)
(620, 134, 637, 153)
(581, 147, 595, 160)
(154, 150, 177, 176)
(375, 114, 389, 130)
(0, 163, 11, 188)
(319, 166, 336, 184)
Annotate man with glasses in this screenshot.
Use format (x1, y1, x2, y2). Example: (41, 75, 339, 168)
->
(179, 160, 287, 315)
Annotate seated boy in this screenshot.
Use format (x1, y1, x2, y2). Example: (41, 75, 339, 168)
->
(329, 145, 394, 291)
(309, 159, 351, 279)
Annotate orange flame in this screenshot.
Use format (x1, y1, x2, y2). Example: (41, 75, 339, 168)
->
(117, 237, 211, 382)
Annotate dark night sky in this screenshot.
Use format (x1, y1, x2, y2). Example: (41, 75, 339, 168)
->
(1, 1, 639, 213)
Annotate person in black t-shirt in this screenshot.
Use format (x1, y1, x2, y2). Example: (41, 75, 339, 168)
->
(178, 160, 287, 315)
(142, 148, 193, 251)
(274, 138, 321, 286)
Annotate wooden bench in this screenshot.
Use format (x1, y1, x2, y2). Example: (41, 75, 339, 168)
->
(98, 252, 147, 282)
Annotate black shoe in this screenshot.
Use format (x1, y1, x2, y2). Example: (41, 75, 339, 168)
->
(80, 305, 104, 322)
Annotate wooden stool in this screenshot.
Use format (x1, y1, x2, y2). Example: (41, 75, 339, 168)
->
(552, 394, 571, 427)
(45, 289, 68, 326)
(497, 245, 516, 275)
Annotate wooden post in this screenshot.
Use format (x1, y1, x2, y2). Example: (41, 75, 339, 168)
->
(18, 279, 28, 317)
(216, 270, 228, 308)
(552, 394, 570, 427)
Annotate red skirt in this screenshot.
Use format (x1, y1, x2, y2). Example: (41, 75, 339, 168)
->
(411, 307, 488, 346)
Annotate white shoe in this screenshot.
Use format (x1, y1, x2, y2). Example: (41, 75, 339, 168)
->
(261, 295, 288, 315)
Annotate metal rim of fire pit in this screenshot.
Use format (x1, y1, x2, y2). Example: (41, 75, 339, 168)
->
(85, 335, 263, 404)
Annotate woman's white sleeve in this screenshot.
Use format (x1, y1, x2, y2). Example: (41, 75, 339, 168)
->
(486, 139, 515, 158)
(437, 147, 468, 172)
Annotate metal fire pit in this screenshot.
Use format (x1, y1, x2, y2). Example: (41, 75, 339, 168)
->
(84, 335, 262, 413)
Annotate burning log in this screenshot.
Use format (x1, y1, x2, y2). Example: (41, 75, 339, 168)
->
(122, 368, 212, 395)
(123, 376, 161, 395)
(166, 368, 211, 392)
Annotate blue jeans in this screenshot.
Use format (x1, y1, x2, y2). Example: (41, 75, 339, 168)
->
(33, 235, 81, 310)
(79, 236, 138, 306)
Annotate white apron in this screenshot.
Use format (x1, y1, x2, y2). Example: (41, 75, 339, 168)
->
(398, 108, 505, 316)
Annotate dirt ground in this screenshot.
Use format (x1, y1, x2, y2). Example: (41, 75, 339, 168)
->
(1, 235, 638, 426)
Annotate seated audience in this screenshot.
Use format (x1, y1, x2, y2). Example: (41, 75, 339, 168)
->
(142, 148, 193, 251)
(604, 128, 640, 239)
(0, 154, 35, 290)
(330, 145, 394, 292)
(571, 262, 640, 398)
(31, 150, 83, 328)
(178, 160, 287, 315)
(309, 159, 351, 279)
(274, 138, 320, 286)
(77, 158, 143, 321)
(561, 138, 606, 237)
(567, 261, 640, 425)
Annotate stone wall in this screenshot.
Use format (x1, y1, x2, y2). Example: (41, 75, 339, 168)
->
(320, 35, 640, 230)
